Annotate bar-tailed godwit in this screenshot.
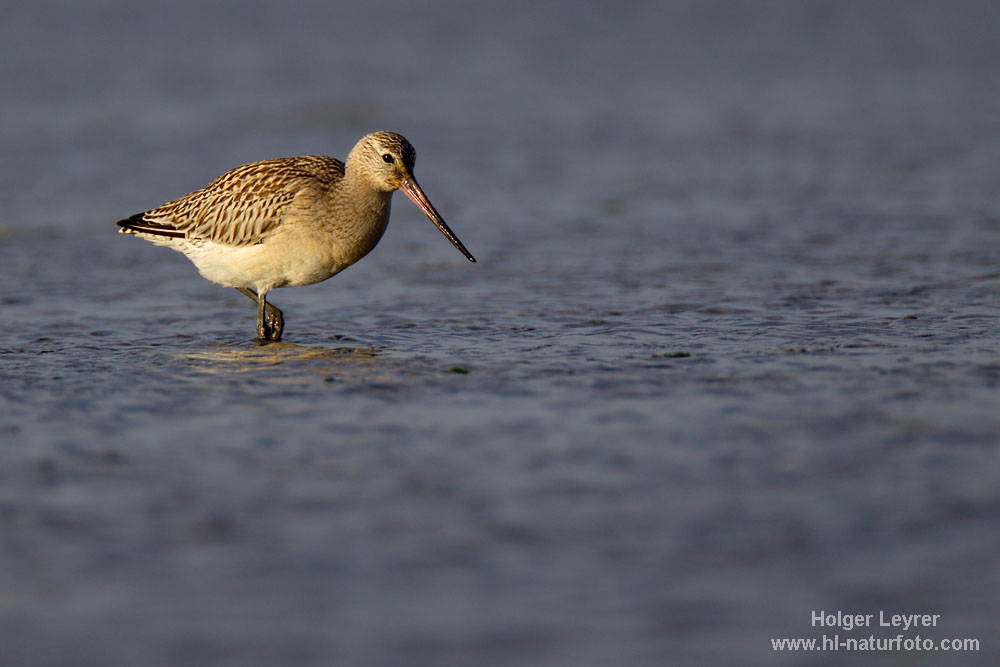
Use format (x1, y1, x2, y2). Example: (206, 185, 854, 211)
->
(117, 131, 475, 341)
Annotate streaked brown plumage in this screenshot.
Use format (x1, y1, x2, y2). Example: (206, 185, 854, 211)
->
(117, 131, 475, 341)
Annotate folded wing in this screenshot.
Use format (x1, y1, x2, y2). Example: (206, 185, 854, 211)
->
(117, 155, 345, 246)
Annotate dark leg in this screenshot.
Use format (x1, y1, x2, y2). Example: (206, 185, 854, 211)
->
(236, 287, 283, 341)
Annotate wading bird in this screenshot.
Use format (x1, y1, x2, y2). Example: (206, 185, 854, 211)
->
(117, 131, 475, 341)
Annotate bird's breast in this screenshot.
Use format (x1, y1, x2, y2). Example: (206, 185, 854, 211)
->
(325, 195, 392, 269)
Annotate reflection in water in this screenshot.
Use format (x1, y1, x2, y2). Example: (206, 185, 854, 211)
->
(181, 342, 380, 374)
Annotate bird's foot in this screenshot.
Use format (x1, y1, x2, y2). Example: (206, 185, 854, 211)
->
(256, 305, 284, 342)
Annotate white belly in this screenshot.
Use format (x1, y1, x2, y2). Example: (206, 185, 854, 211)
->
(185, 240, 337, 290)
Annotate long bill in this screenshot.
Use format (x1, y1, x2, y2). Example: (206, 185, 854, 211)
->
(400, 177, 476, 263)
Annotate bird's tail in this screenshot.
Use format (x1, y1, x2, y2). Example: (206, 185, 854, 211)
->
(116, 213, 185, 238)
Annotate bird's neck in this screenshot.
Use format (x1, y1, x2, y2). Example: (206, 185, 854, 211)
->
(336, 167, 393, 221)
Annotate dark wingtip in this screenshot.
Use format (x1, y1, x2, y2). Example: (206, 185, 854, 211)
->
(116, 212, 144, 230)
(116, 213, 186, 238)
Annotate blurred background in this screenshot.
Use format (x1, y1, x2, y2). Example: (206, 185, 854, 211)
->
(1, 1, 999, 665)
(5, 0, 994, 233)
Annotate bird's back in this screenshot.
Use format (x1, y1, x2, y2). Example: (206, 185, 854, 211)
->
(119, 155, 345, 246)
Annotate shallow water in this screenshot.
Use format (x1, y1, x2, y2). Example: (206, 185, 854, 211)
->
(2, 1, 1000, 665)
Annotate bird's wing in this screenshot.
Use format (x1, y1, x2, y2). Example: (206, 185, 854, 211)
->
(120, 156, 344, 246)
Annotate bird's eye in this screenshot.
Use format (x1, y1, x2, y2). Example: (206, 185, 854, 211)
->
(382, 153, 394, 164)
